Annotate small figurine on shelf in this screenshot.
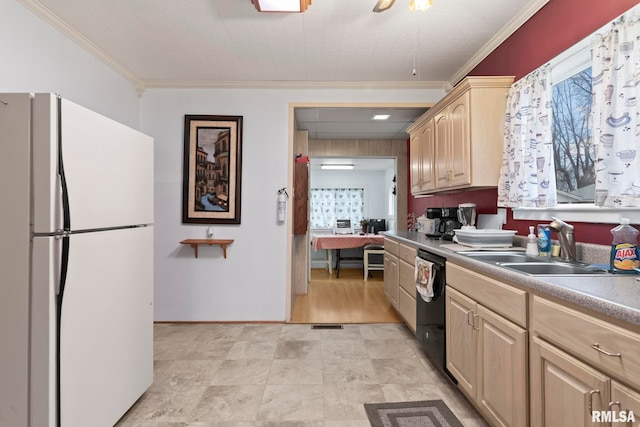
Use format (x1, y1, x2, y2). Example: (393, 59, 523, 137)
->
(360, 218, 369, 235)
(407, 213, 418, 231)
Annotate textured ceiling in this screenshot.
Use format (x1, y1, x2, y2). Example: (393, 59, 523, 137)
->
(21, 0, 546, 88)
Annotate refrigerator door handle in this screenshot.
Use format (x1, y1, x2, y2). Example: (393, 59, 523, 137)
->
(56, 96, 71, 232)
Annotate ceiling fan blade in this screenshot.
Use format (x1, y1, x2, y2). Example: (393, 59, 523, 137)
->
(373, 0, 395, 12)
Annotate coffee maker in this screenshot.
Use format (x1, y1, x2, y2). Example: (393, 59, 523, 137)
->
(425, 207, 462, 240)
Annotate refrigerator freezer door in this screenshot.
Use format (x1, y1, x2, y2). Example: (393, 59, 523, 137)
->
(32, 94, 154, 233)
(57, 226, 153, 427)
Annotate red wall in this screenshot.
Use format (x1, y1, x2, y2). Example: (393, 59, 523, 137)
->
(408, 0, 639, 245)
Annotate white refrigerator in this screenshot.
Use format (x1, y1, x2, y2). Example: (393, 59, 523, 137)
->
(0, 93, 154, 427)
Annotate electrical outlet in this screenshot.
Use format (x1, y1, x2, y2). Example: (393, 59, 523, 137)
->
(497, 208, 507, 224)
(207, 227, 214, 238)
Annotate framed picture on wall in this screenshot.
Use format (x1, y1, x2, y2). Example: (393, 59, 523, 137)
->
(182, 115, 243, 224)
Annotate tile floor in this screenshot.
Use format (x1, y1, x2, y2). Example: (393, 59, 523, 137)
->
(116, 323, 488, 426)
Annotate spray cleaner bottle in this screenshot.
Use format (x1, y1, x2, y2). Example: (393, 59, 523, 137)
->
(610, 218, 640, 274)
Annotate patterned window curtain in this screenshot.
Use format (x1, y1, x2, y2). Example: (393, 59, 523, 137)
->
(591, 13, 640, 207)
(309, 188, 364, 229)
(498, 65, 557, 207)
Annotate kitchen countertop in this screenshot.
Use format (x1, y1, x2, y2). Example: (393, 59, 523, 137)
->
(383, 230, 640, 327)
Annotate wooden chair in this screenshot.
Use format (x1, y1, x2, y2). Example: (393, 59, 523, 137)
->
(363, 244, 385, 280)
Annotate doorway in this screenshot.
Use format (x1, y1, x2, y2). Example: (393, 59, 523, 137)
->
(293, 156, 401, 324)
(286, 103, 429, 323)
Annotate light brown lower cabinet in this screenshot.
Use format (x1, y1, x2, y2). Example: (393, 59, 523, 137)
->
(383, 252, 398, 309)
(611, 382, 640, 425)
(531, 296, 640, 426)
(446, 285, 528, 427)
(398, 255, 417, 333)
(531, 336, 640, 426)
(530, 335, 611, 427)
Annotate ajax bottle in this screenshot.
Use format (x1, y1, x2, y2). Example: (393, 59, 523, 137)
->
(610, 218, 640, 274)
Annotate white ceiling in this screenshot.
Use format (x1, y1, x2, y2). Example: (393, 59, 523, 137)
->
(19, 0, 546, 139)
(22, 0, 546, 88)
(295, 106, 428, 140)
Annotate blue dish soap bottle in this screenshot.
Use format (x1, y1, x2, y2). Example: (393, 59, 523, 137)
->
(610, 218, 640, 274)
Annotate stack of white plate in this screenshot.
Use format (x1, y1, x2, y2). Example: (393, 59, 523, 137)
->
(453, 229, 517, 248)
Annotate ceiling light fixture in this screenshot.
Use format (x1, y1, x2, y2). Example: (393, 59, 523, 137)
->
(372, 114, 391, 120)
(321, 164, 354, 170)
(252, 0, 312, 13)
(373, 0, 396, 12)
(409, 0, 433, 12)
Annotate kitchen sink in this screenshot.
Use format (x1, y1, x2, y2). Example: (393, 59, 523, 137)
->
(499, 262, 609, 276)
(461, 251, 540, 264)
(461, 251, 610, 276)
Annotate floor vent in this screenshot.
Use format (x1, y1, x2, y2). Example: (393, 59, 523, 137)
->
(311, 324, 344, 330)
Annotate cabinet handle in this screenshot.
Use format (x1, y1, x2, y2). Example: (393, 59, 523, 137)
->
(466, 310, 474, 326)
(588, 389, 600, 414)
(591, 343, 622, 357)
(608, 401, 621, 411)
(473, 314, 480, 331)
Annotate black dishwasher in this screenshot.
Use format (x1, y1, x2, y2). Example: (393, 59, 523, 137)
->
(415, 248, 456, 383)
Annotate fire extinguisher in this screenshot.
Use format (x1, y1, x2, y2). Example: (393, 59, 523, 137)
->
(277, 188, 288, 223)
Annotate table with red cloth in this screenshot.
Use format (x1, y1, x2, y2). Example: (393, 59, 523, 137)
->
(311, 233, 385, 276)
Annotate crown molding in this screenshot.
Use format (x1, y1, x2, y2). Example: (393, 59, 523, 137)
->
(18, 0, 144, 89)
(448, 0, 550, 87)
(141, 80, 450, 91)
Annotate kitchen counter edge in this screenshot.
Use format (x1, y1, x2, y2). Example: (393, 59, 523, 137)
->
(383, 230, 640, 327)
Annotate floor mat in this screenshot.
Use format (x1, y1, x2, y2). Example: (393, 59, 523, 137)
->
(364, 399, 464, 427)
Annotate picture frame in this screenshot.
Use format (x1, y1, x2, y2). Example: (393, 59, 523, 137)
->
(182, 115, 243, 224)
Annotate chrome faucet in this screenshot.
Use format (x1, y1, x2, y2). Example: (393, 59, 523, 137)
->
(548, 217, 577, 262)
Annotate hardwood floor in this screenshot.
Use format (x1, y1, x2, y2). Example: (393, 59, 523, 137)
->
(291, 268, 403, 324)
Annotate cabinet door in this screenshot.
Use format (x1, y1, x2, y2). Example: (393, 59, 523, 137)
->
(410, 129, 423, 194)
(448, 91, 471, 188)
(420, 120, 435, 191)
(477, 305, 528, 427)
(530, 336, 610, 427)
(611, 381, 640, 425)
(398, 287, 417, 333)
(434, 112, 450, 188)
(410, 121, 435, 194)
(383, 253, 398, 308)
(446, 286, 477, 398)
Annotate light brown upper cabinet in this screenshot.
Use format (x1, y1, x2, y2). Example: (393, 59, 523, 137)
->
(407, 76, 514, 195)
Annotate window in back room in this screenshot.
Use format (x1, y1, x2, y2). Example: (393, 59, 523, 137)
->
(309, 188, 364, 229)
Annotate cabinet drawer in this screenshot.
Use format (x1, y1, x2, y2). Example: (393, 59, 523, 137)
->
(398, 243, 417, 265)
(398, 259, 416, 295)
(533, 296, 640, 388)
(384, 238, 399, 256)
(398, 287, 417, 333)
(447, 262, 527, 327)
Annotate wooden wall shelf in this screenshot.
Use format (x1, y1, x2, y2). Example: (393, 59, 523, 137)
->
(180, 239, 234, 258)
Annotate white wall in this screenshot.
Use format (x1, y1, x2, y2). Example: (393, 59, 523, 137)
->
(140, 87, 444, 321)
(310, 168, 390, 222)
(0, 0, 139, 127)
